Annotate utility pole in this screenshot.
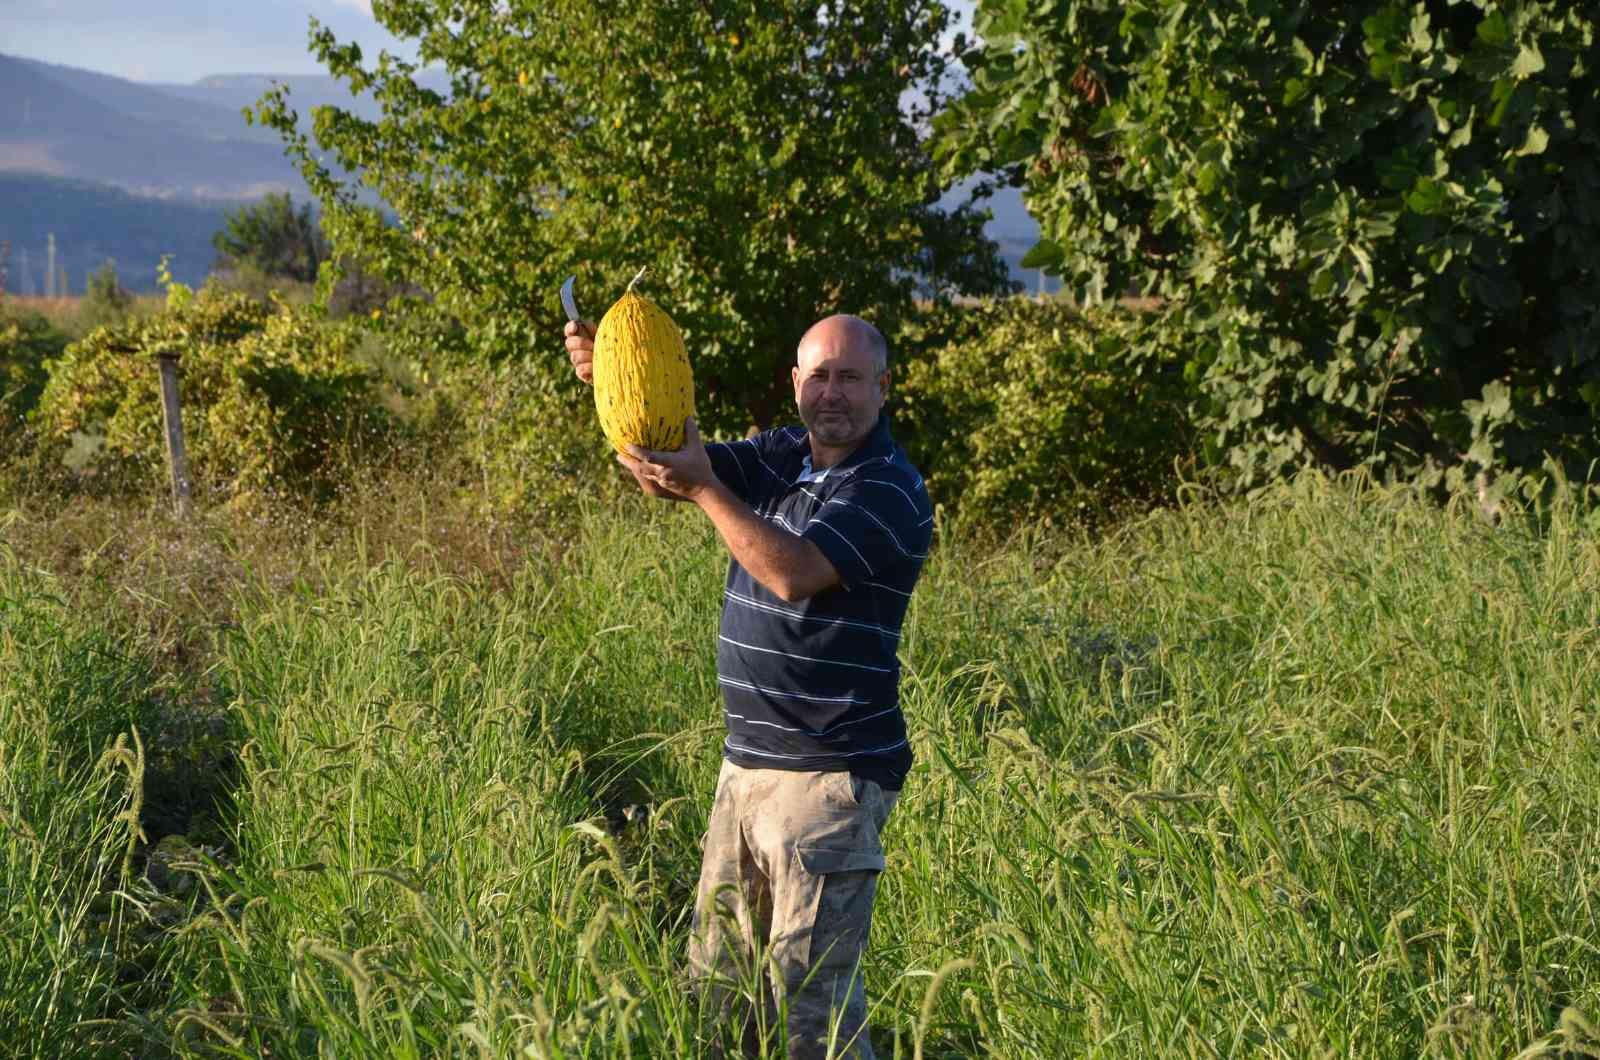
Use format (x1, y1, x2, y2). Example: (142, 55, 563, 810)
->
(45, 233, 56, 298)
(17, 247, 33, 296)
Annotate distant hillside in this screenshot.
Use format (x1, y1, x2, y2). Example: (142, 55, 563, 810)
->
(150, 71, 452, 127)
(0, 173, 235, 294)
(0, 53, 307, 198)
(4, 54, 281, 145)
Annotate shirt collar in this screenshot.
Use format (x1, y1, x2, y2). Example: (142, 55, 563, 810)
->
(795, 415, 893, 482)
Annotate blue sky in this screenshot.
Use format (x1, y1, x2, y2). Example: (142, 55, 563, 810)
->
(0, 0, 416, 83)
(0, 0, 977, 84)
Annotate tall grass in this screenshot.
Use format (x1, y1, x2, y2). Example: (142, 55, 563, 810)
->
(3, 476, 1600, 1055)
(0, 560, 163, 1057)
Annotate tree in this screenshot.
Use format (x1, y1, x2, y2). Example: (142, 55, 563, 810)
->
(254, 0, 1014, 431)
(937, 1, 1600, 500)
(212, 192, 329, 284)
(81, 259, 133, 331)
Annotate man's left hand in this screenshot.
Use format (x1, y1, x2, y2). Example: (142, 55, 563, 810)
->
(619, 417, 717, 501)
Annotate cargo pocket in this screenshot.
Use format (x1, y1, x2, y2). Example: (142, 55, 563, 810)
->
(785, 845, 886, 979)
(794, 846, 886, 876)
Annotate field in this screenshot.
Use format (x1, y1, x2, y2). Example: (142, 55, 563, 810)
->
(4, 475, 1600, 1058)
(2, 293, 166, 339)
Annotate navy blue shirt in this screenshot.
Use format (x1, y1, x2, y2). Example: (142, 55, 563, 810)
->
(705, 416, 933, 790)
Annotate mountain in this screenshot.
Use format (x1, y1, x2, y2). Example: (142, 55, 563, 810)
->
(4, 54, 281, 145)
(0, 54, 301, 198)
(0, 53, 460, 199)
(1, 173, 235, 293)
(150, 71, 451, 127)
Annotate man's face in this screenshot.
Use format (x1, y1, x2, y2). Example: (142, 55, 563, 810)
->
(792, 331, 887, 449)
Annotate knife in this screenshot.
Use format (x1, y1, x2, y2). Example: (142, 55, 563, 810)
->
(560, 275, 582, 324)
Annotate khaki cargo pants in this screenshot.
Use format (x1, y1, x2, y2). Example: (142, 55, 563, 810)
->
(689, 760, 899, 1059)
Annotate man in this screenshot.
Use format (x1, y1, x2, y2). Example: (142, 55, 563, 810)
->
(564, 312, 932, 1059)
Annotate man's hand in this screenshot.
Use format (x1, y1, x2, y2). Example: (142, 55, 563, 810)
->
(565, 320, 596, 385)
(618, 418, 717, 500)
(622, 458, 690, 501)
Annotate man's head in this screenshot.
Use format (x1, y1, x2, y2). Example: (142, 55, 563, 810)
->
(792, 314, 889, 451)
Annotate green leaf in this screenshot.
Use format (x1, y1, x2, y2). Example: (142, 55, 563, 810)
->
(1409, 10, 1433, 52)
(1406, 178, 1450, 216)
(1020, 239, 1064, 269)
(1477, 11, 1509, 47)
(1514, 124, 1549, 156)
(1483, 381, 1512, 420)
(1511, 43, 1546, 79)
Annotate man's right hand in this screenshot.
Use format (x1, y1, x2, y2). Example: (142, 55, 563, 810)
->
(564, 320, 596, 385)
(622, 457, 690, 501)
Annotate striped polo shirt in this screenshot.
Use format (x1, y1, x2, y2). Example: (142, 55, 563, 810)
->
(705, 415, 932, 790)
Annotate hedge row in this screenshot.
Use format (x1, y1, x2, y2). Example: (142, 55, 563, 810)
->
(2, 288, 1197, 530)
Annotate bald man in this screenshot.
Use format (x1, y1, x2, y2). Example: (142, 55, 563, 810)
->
(565, 314, 933, 1058)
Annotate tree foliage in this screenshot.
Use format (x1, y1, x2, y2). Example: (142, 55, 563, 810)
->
(212, 192, 329, 285)
(1, 305, 68, 428)
(893, 298, 1197, 534)
(255, 0, 1014, 431)
(937, 1, 1600, 499)
(81, 260, 134, 332)
(37, 283, 393, 503)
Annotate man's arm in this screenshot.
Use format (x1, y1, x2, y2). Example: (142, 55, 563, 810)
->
(621, 419, 841, 603)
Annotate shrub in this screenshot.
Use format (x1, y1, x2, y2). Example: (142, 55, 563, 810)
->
(1, 305, 67, 428)
(35, 283, 396, 503)
(410, 354, 631, 525)
(892, 298, 1198, 534)
(0, 306, 72, 499)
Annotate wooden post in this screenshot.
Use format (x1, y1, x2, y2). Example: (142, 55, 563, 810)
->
(156, 350, 193, 518)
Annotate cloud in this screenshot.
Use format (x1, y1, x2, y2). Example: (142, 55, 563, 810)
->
(324, 0, 374, 14)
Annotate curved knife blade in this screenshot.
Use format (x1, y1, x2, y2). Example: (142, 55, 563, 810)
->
(559, 275, 581, 323)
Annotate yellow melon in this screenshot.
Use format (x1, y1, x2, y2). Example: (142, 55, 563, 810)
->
(592, 283, 696, 454)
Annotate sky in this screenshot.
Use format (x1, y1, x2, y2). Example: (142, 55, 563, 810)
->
(0, 0, 416, 83)
(0, 0, 977, 85)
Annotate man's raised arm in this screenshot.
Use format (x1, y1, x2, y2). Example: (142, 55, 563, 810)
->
(620, 419, 841, 603)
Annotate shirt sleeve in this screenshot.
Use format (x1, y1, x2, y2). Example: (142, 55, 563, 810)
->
(801, 470, 933, 588)
(706, 440, 758, 504)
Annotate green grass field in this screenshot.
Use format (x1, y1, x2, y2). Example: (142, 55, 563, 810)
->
(4, 476, 1600, 1057)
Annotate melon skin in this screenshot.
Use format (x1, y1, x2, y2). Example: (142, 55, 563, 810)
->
(592, 290, 696, 454)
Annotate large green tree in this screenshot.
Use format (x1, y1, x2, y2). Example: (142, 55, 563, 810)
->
(212, 192, 329, 284)
(257, 0, 1014, 431)
(937, 1, 1600, 499)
